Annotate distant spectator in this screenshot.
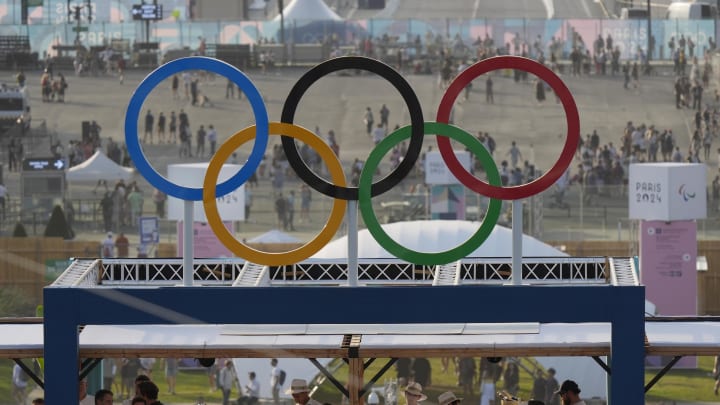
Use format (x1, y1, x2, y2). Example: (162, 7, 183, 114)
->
(152, 188, 166, 218)
(412, 358, 431, 388)
(115, 233, 129, 258)
(102, 232, 114, 258)
(143, 110, 154, 144)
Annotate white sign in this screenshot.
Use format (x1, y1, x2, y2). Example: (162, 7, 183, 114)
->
(628, 163, 706, 221)
(424, 151, 472, 185)
(167, 163, 245, 221)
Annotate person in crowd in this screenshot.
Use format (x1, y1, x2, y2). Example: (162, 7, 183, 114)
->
(437, 391, 462, 405)
(270, 358, 284, 405)
(102, 232, 114, 258)
(554, 380, 586, 405)
(165, 358, 178, 396)
(12, 363, 28, 405)
(395, 358, 411, 387)
(218, 360, 235, 405)
(144, 110, 154, 144)
(531, 370, 546, 403)
(287, 379, 322, 405)
(412, 358, 431, 387)
(404, 382, 427, 405)
(457, 357, 475, 399)
(137, 381, 162, 405)
(545, 367, 560, 405)
(94, 389, 113, 405)
(238, 371, 260, 405)
(115, 233, 129, 258)
(503, 362, 520, 397)
(79, 378, 94, 405)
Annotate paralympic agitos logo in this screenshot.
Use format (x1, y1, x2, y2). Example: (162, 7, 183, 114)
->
(125, 56, 579, 266)
(678, 184, 696, 202)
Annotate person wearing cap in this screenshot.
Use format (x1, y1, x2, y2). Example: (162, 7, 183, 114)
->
(403, 382, 427, 405)
(286, 379, 321, 405)
(555, 380, 586, 405)
(437, 391, 462, 405)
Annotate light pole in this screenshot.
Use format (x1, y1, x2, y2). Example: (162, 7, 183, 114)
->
(647, 0, 652, 62)
(279, 0, 285, 45)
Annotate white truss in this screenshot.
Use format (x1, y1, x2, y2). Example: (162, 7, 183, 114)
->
(51, 257, 626, 288)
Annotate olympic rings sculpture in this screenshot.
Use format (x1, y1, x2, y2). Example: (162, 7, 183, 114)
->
(125, 56, 580, 266)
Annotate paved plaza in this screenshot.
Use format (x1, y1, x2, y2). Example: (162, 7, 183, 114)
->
(0, 57, 711, 244)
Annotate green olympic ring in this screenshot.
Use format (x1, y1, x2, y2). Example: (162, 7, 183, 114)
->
(359, 122, 503, 265)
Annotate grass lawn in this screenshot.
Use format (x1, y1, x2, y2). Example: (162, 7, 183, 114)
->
(0, 356, 717, 404)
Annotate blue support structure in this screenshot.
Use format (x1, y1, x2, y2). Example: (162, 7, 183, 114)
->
(44, 284, 645, 403)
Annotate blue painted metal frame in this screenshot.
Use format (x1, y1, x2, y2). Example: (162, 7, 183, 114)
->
(44, 284, 645, 404)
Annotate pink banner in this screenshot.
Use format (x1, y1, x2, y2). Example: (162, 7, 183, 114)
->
(640, 220, 697, 368)
(176, 221, 233, 258)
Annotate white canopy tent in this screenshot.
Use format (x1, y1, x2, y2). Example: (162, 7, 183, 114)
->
(6, 321, 720, 400)
(66, 151, 134, 182)
(272, 0, 343, 22)
(8, 321, 720, 357)
(312, 221, 568, 259)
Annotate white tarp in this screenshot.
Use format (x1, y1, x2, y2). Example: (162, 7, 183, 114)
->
(272, 0, 342, 22)
(312, 221, 567, 259)
(248, 229, 302, 244)
(66, 151, 134, 182)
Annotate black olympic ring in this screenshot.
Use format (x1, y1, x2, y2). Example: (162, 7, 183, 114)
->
(280, 56, 424, 200)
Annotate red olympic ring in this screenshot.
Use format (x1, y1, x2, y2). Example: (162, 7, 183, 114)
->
(436, 56, 580, 200)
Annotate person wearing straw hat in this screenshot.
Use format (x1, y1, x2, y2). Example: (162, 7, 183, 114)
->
(403, 382, 427, 405)
(286, 379, 321, 405)
(437, 391, 462, 405)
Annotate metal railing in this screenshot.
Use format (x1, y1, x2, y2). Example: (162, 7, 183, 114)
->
(53, 256, 622, 287)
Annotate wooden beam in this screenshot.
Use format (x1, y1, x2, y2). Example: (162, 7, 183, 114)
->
(348, 357, 364, 405)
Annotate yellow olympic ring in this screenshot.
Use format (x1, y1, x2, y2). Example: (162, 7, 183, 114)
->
(203, 122, 347, 266)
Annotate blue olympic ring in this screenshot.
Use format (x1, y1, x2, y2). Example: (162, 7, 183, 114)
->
(124, 56, 269, 200)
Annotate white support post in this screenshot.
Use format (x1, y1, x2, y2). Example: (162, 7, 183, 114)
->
(512, 199, 523, 285)
(347, 200, 358, 287)
(183, 200, 194, 287)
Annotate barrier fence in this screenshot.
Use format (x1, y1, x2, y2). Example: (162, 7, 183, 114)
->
(2, 184, 720, 241)
(0, 17, 717, 66)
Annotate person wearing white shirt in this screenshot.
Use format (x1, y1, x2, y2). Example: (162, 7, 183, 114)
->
(239, 372, 260, 405)
(270, 358, 281, 404)
(79, 379, 94, 405)
(12, 363, 28, 405)
(207, 125, 218, 156)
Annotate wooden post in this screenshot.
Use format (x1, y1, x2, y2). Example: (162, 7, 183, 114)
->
(348, 357, 364, 405)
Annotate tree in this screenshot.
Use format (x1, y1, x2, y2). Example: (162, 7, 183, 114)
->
(43, 205, 73, 240)
(12, 222, 27, 237)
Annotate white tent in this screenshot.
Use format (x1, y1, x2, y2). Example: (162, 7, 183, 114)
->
(272, 0, 342, 22)
(312, 220, 567, 259)
(66, 151, 134, 182)
(248, 229, 302, 244)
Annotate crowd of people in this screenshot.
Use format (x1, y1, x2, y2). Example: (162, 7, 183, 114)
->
(96, 179, 150, 234)
(53, 357, 297, 405)
(392, 357, 583, 405)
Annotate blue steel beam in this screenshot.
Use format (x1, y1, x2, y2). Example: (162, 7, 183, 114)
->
(44, 285, 645, 404)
